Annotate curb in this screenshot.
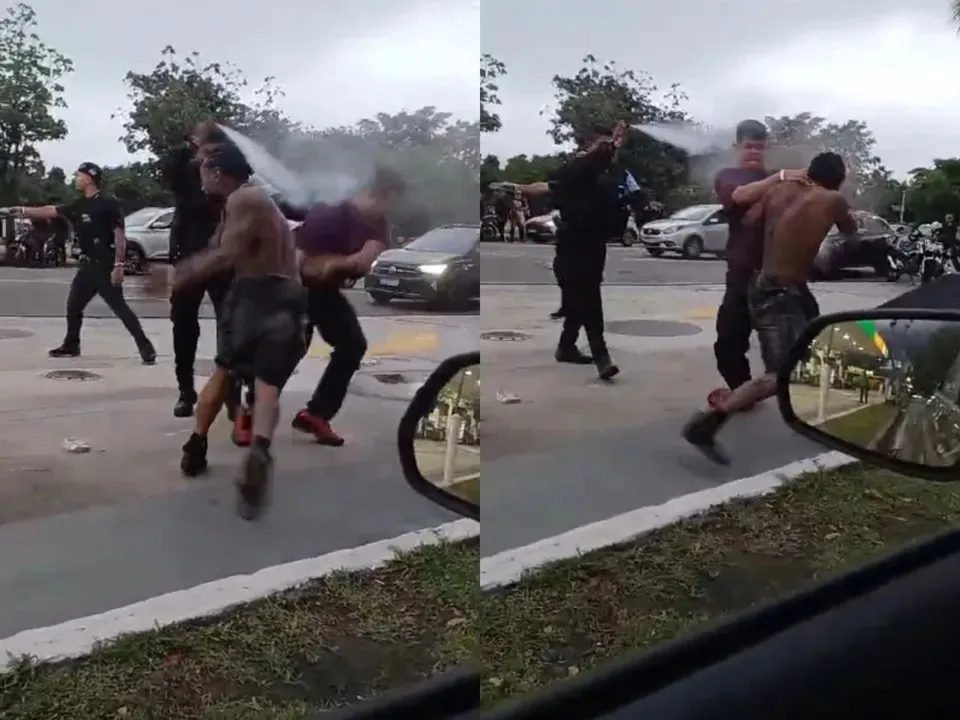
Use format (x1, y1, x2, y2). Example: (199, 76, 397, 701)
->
(479, 451, 857, 589)
(0, 518, 480, 669)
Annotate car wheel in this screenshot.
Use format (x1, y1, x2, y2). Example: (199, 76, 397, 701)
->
(368, 292, 391, 305)
(124, 244, 146, 275)
(622, 229, 638, 247)
(647, 248, 664, 257)
(682, 236, 704, 259)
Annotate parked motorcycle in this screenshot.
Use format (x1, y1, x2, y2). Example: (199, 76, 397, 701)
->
(921, 239, 946, 284)
(481, 207, 500, 242)
(886, 234, 923, 282)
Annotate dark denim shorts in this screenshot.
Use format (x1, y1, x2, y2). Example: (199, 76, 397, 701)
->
(749, 273, 819, 374)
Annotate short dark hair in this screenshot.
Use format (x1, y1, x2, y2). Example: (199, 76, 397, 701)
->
(735, 119, 768, 143)
(202, 141, 253, 182)
(370, 165, 406, 198)
(808, 152, 846, 191)
(576, 123, 615, 149)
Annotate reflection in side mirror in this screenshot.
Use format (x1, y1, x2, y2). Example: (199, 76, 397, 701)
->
(413, 365, 480, 506)
(780, 311, 960, 479)
(398, 352, 480, 521)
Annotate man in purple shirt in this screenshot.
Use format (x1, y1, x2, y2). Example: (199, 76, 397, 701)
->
(293, 167, 405, 446)
(709, 120, 808, 410)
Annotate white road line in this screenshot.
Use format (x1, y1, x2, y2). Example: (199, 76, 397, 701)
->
(0, 518, 479, 669)
(479, 451, 857, 589)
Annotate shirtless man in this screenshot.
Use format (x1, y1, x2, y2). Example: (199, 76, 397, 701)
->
(150, 140, 306, 519)
(682, 151, 856, 464)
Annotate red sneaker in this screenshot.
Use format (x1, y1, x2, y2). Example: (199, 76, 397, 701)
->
(291, 409, 345, 446)
(707, 388, 731, 410)
(707, 387, 758, 413)
(232, 408, 252, 447)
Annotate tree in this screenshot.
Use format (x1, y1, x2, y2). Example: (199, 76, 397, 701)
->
(904, 159, 960, 223)
(0, 3, 73, 204)
(910, 326, 960, 395)
(762, 113, 891, 210)
(117, 46, 294, 161)
(480, 54, 506, 133)
(548, 55, 689, 197)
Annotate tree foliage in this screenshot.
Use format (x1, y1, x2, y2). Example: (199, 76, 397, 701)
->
(480, 54, 506, 134)
(547, 55, 689, 195)
(0, 2, 72, 203)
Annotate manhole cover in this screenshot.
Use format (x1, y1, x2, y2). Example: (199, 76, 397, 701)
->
(194, 359, 299, 377)
(482, 331, 531, 342)
(0, 329, 32, 340)
(606, 319, 702, 337)
(373, 373, 408, 384)
(44, 369, 102, 381)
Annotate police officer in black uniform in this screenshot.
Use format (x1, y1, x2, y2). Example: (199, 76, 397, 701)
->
(161, 126, 232, 417)
(547, 122, 626, 381)
(5, 163, 156, 362)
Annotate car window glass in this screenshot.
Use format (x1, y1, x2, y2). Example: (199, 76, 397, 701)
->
(862, 217, 889, 234)
(151, 211, 174, 229)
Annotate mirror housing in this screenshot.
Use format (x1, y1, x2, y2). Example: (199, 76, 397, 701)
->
(398, 352, 480, 521)
(777, 309, 960, 482)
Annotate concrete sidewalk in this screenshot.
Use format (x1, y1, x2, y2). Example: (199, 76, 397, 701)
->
(479, 282, 905, 554)
(0, 314, 477, 639)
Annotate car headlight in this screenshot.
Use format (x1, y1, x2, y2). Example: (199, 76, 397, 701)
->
(419, 264, 448, 275)
(370, 259, 380, 269)
(661, 226, 680, 234)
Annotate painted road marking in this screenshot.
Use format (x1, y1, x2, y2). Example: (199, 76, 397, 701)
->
(681, 305, 718, 320)
(308, 326, 439, 359)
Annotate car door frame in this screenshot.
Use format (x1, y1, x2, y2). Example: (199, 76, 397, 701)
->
(699, 209, 728, 254)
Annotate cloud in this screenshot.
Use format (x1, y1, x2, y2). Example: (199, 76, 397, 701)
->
(25, 0, 478, 171)
(481, 0, 960, 176)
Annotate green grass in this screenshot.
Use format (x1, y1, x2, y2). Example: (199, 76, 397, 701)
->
(479, 464, 960, 706)
(819, 403, 897, 447)
(0, 540, 479, 720)
(10, 463, 960, 716)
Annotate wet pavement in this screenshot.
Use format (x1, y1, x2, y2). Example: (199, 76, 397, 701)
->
(479, 281, 908, 555)
(0, 313, 477, 639)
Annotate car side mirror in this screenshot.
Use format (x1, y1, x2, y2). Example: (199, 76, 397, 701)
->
(777, 309, 960, 482)
(397, 352, 480, 521)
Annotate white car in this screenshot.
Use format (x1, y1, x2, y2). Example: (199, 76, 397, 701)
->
(640, 204, 728, 259)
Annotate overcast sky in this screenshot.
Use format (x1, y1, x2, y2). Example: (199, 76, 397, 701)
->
(19, 0, 478, 171)
(482, 0, 960, 178)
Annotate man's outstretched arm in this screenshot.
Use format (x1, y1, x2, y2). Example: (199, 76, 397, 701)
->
(173, 188, 262, 289)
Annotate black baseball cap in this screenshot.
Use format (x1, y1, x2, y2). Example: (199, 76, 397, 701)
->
(77, 162, 103, 185)
(735, 119, 768, 143)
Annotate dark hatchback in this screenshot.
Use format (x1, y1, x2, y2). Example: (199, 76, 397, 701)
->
(364, 224, 480, 308)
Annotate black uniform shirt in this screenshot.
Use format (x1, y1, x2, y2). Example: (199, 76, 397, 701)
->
(57, 193, 124, 266)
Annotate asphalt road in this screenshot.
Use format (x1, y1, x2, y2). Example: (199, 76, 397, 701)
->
(0, 266, 479, 319)
(481, 241, 728, 285)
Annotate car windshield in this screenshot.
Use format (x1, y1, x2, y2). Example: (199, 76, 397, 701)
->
(669, 206, 714, 222)
(125, 208, 161, 227)
(404, 227, 478, 254)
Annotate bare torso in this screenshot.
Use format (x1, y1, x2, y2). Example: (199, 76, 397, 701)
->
(220, 186, 300, 281)
(760, 183, 850, 283)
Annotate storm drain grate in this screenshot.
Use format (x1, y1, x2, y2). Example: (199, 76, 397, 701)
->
(44, 369, 102, 381)
(482, 331, 531, 342)
(373, 373, 408, 384)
